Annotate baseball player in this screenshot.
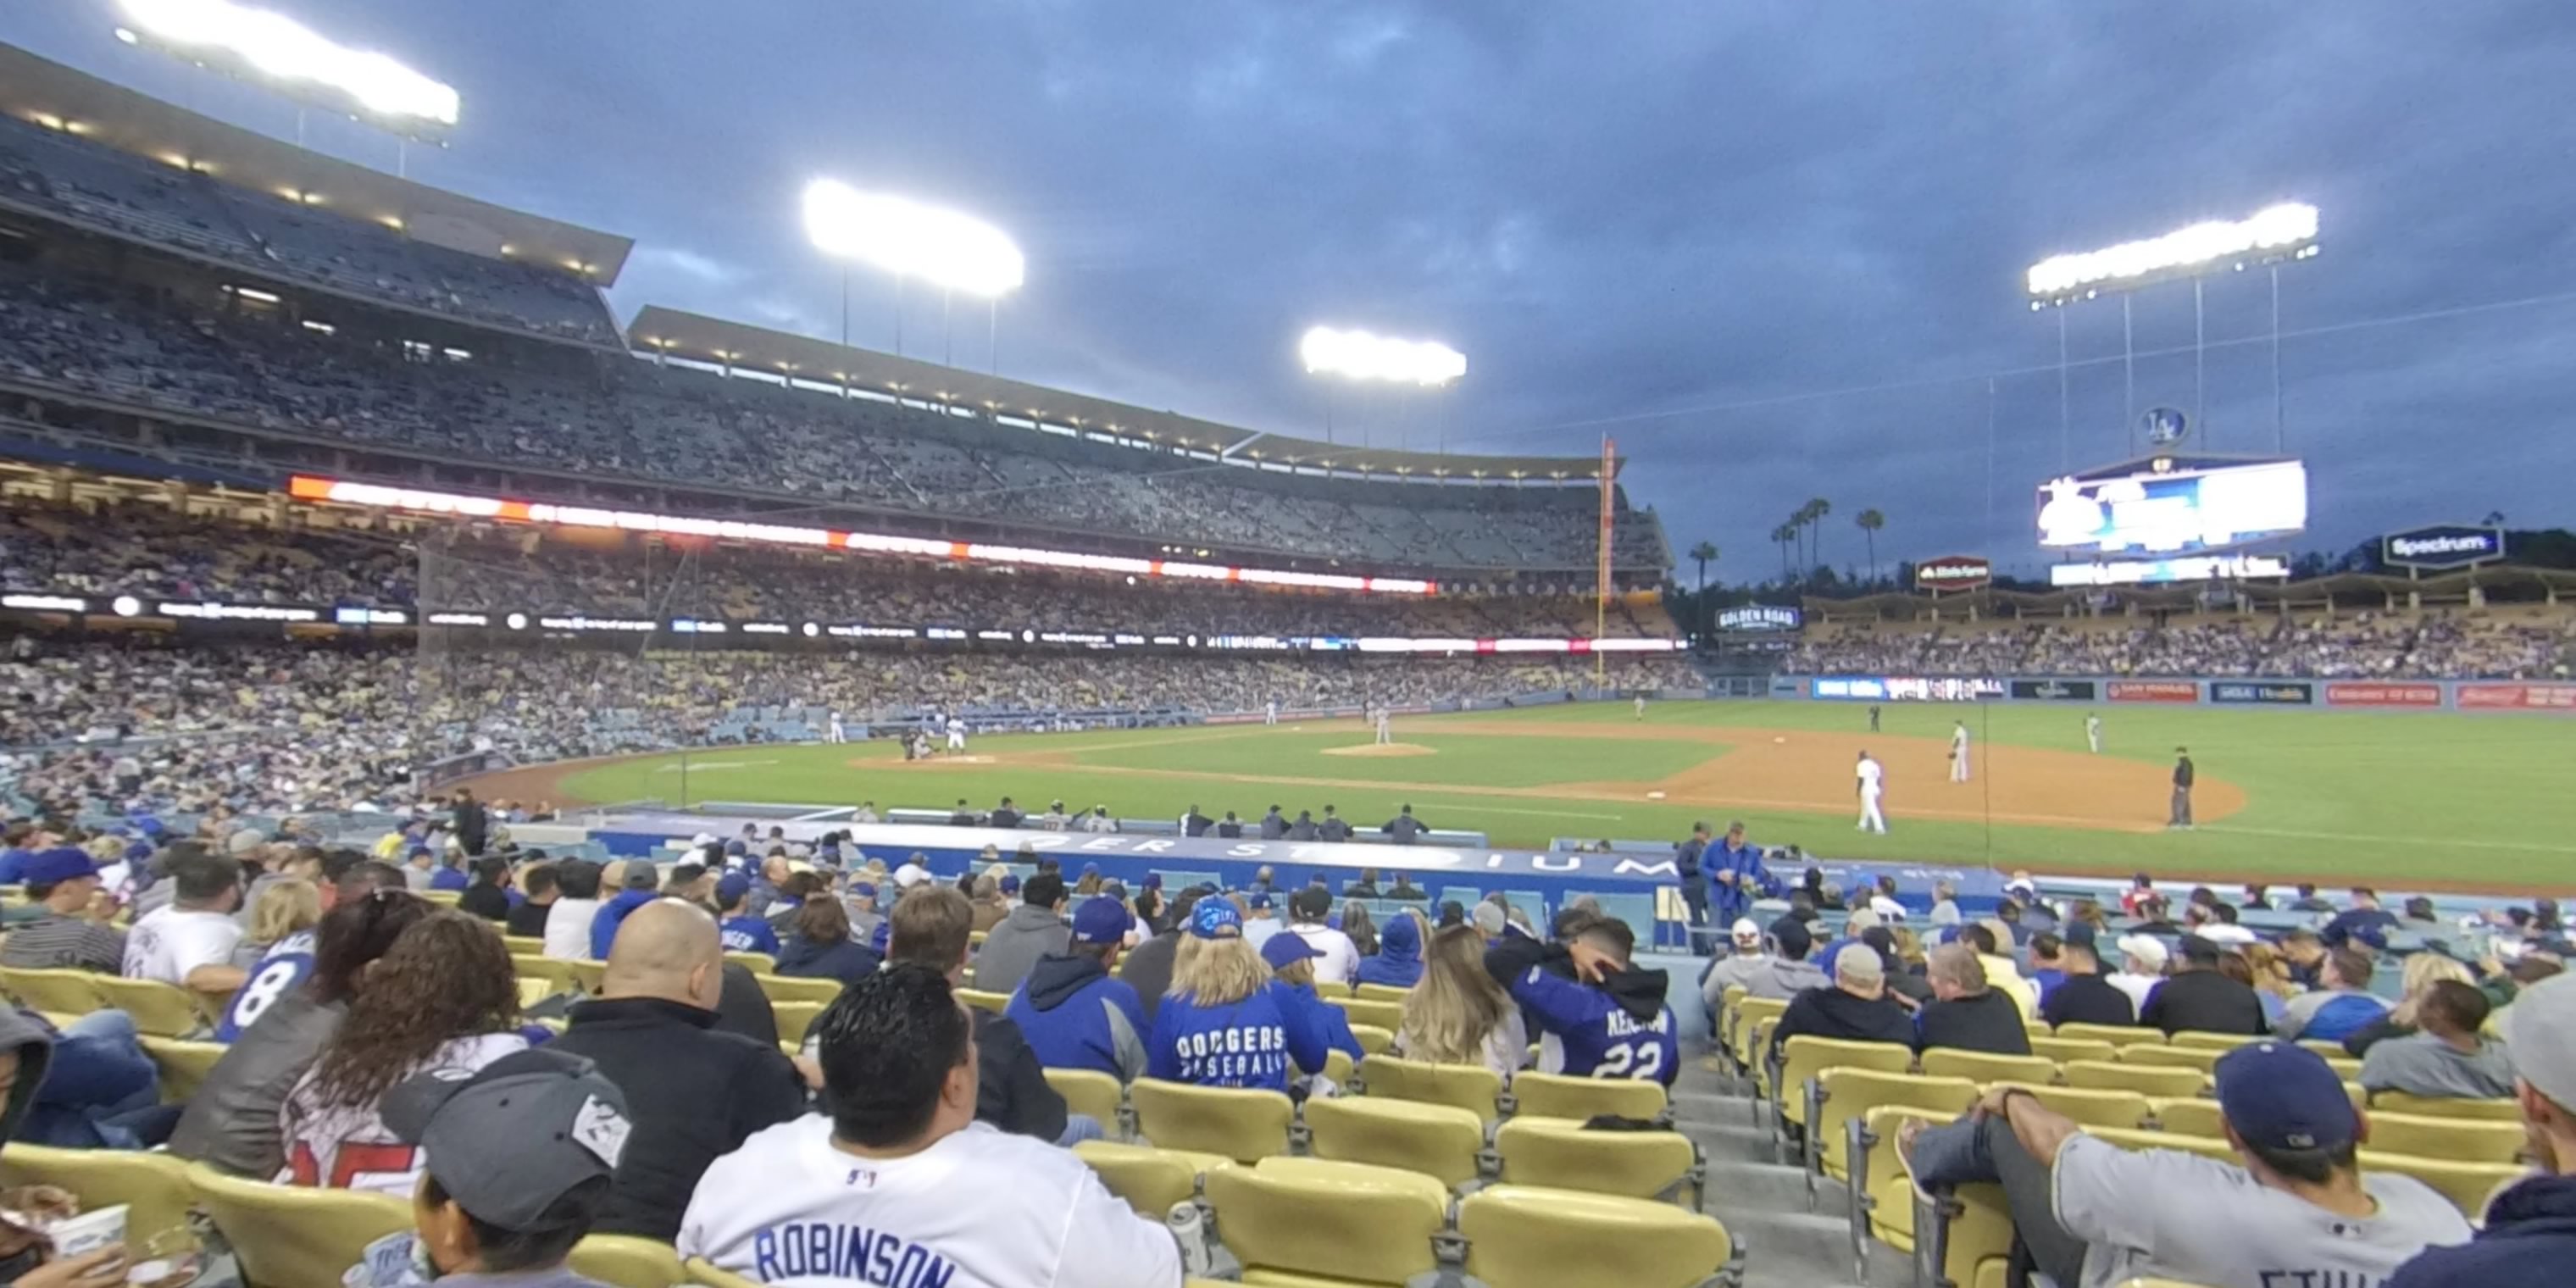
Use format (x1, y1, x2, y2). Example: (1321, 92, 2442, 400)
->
(1868, 703, 1881, 733)
(1855, 750, 1888, 833)
(945, 713, 967, 754)
(2085, 712, 2103, 754)
(1264, 698, 1279, 726)
(1374, 708, 1393, 746)
(1949, 719, 1971, 783)
(825, 710, 846, 744)
(1634, 694, 1647, 720)
(2168, 747, 2196, 830)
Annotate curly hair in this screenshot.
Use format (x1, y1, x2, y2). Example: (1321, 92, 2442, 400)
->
(308, 911, 519, 1109)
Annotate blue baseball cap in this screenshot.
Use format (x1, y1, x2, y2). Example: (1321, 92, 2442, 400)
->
(714, 873, 752, 907)
(1247, 893, 1273, 912)
(1189, 898, 1243, 939)
(23, 847, 100, 886)
(2062, 921, 2099, 950)
(869, 919, 891, 952)
(1141, 874, 1163, 891)
(999, 874, 1021, 895)
(1072, 897, 1130, 946)
(1260, 933, 1319, 970)
(2212, 1041, 2358, 1152)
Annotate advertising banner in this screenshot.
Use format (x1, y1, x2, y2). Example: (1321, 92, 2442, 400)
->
(2382, 525, 2505, 570)
(1914, 556, 1993, 591)
(2108, 680, 2200, 703)
(1718, 605, 1803, 631)
(2324, 682, 2442, 708)
(2009, 679, 2099, 702)
(1812, 676, 2001, 702)
(2211, 680, 2316, 705)
(2457, 683, 2576, 713)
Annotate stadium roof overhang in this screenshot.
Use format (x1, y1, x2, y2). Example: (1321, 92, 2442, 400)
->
(0, 43, 632, 286)
(626, 306, 1623, 484)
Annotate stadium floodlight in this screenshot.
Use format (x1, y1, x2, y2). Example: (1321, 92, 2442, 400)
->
(2026, 203, 2318, 302)
(113, 0, 460, 134)
(802, 179, 1024, 298)
(1300, 325, 1466, 386)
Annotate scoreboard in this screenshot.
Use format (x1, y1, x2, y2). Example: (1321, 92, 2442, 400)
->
(2038, 456, 2307, 556)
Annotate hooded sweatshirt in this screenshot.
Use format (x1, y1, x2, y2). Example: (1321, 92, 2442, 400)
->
(1353, 915, 1425, 988)
(971, 904, 1071, 997)
(1507, 951, 1679, 1085)
(2386, 1173, 2576, 1288)
(0, 1010, 55, 1281)
(588, 887, 658, 960)
(1005, 952, 1150, 1081)
(1146, 981, 1328, 1092)
(1742, 955, 1830, 1001)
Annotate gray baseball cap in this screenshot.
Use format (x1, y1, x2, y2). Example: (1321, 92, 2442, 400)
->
(2509, 972, 2576, 1111)
(382, 1048, 630, 1230)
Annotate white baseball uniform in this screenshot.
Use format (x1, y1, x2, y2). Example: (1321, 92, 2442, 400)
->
(2086, 714, 2102, 754)
(1264, 700, 1279, 726)
(1634, 695, 1646, 719)
(826, 713, 846, 744)
(1949, 724, 1970, 782)
(679, 1118, 1179, 1288)
(945, 715, 966, 752)
(1374, 712, 1393, 745)
(1856, 757, 1888, 833)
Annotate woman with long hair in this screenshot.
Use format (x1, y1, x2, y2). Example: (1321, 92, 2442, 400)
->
(275, 910, 525, 1196)
(774, 893, 881, 985)
(1340, 901, 1380, 958)
(1395, 924, 1526, 1078)
(2344, 952, 2476, 1056)
(1146, 899, 1324, 1091)
(2240, 941, 2299, 1024)
(230, 877, 320, 970)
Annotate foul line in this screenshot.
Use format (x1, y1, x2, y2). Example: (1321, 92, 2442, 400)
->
(2189, 824, 2576, 856)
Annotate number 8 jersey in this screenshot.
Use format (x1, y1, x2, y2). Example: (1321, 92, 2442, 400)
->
(218, 930, 316, 1041)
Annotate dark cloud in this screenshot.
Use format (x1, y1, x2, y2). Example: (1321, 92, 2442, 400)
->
(6, 3, 2571, 578)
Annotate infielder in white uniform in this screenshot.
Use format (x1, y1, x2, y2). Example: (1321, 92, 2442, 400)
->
(679, 965, 1178, 1287)
(2085, 712, 2103, 754)
(1634, 694, 1647, 720)
(944, 714, 966, 753)
(825, 711, 846, 744)
(1264, 699, 1279, 726)
(1949, 720, 1971, 782)
(1856, 750, 1889, 833)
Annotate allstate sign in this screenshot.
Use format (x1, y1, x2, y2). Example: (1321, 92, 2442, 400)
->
(2384, 524, 2503, 569)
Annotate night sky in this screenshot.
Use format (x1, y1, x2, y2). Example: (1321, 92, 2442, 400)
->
(8, 3, 2573, 580)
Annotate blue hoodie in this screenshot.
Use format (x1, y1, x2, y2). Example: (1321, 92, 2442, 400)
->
(2387, 1173, 2576, 1288)
(718, 913, 780, 956)
(1006, 952, 1151, 1081)
(1146, 980, 1327, 1091)
(1353, 915, 1424, 988)
(588, 888, 658, 960)
(773, 934, 880, 986)
(1509, 958, 1679, 1085)
(1278, 982, 1364, 1063)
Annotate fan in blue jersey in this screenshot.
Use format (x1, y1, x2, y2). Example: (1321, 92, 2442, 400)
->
(1146, 897, 1325, 1092)
(713, 874, 780, 957)
(218, 927, 316, 1041)
(1506, 916, 1678, 1085)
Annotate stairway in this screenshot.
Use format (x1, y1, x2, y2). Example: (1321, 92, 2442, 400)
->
(1669, 1057, 1918, 1288)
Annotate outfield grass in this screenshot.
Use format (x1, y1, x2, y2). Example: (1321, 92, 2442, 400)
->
(551, 700, 2576, 888)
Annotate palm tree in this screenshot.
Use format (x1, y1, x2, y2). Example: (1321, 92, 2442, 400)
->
(1770, 523, 1796, 583)
(1685, 541, 1718, 639)
(1802, 497, 1832, 574)
(1856, 508, 1885, 582)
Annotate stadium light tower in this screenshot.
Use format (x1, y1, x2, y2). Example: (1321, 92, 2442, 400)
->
(1299, 325, 1465, 449)
(111, 0, 460, 146)
(802, 179, 1024, 369)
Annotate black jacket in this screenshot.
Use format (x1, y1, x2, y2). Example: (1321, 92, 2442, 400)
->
(1259, 813, 1288, 840)
(989, 808, 1022, 830)
(974, 1011, 1068, 1142)
(505, 898, 554, 939)
(2388, 1173, 2576, 1288)
(1319, 818, 1352, 842)
(775, 935, 881, 985)
(2140, 969, 2268, 1036)
(1913, 991, 2033, 1056)
(1770, 985, 1913, 1056)
(1119, 931, 1180, 1021)
(2039, 974, 2137, 1029)
(457, 883, 510, 923)
(713, 962, 779, 1047)
(548, 997, 808, 1241)
(452, 800, 488, 854)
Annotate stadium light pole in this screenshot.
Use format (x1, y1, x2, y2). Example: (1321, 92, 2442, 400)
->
(111, 0, 460, 149)
(803, 179, 1024, 369)
(1298, 325, 1466, 448)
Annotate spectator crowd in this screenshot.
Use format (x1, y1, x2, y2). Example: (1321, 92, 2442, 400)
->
(1788, 611, 2574, 680)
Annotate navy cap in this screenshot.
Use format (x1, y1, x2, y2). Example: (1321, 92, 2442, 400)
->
(714, 872, 751, 907)
(1141, 874, 1163, 891)
(1261, 933, 1320, 970)
(1190, 899, 1243, 939)
(1071, 897, 1130, 946)
(999, 874, 1020, 895)
(22, 847, 100, 886)
(1247, 893, 1273, 911)
(2212, 1041, 2358, 1152)
(2063, 921, 2099, 950)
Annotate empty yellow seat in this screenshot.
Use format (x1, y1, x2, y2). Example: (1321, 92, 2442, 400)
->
(502, 935, 546, 956)
(1777, 1036, 1915, 1137)
(2120, 1044, 2226, 1074)
(1208, 1157, 1447, 1285)
(0, 1145, 193, 1246)
(140, 1035, 226, 1104)
(1511, 1069, 1668, 1123)
(1130, 1078, 1294, 1163)
(2029, 1035, 2118, 1065)
(1354, 982, 1411, 1003)
(89, 974, 207, 1037)
(2053, 1022, 2163, 1047)
(2168, 1030, 2264, 1052)
(2368, 1091, 2520, 1121)
(1306, 1095, 1487, 1186)
(1918, 1050, 2057, 1087)
(2064, 1059, 2205, 1099)
(1809, 1070, 1978, 1202)
(1458, 1184, 1739, 1288)
(1494, 1116, 1701, 1208)
(2357, 1151, 2524, 1222)
(567, 1234, 687, 1288)
(1358, 1052, 1502, 1122)
(0, 966, 104, 1015)
(1074, 1141, 1236, 1217)
(513, 955, 582, 996)
(1044, 1067, 1127, 1134)
(1998, 1085, 2151, 1130)
(722, 950, 776, 974)
(771, 1000, 824, 1047)
(1324, 995, 1406, 1032)
(188, 1160, 414, 1288)
(2366, 1111, 2523, 1164)
(1728, 997, 1790, 1076)
(2146, 1096, 2224, 1137)
(753, 973, 844, 1006)
(1347, 1022, 1395, 1056)
(956, 986, 1010, 1014)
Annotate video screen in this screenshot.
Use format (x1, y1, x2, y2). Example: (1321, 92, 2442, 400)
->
(2037, 458, 2307, 555)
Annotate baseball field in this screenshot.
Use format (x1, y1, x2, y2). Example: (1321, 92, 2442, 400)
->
(481, 700, 2576, 891)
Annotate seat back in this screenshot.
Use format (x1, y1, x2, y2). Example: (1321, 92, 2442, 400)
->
(1325, 995, 1407, 1032)
(1814, 1070, 1979, 1179)
(1511, 1070, 1668, 1123)
(2356, 1151, 2523, 1223)
(956, 986, 1011, 1014)
(1458, 1184, 1735, 1288)
(187, 1161, 413, 1288)
(2368, 1091, 2520, 1121)
(1918, 1050, 2058, 1086)
(1130, 1078, 1294, 1163)
(2146, 1097, 2225, 1137)
(1777, 1037, 1914, 1127)
(512, 955, 580, 994)
(90, 974, 205, 1037)
(567, 1234, 687, 1288)
(2120, 1044, 2225, 1074)
(0, 1145, 193, 1246)
(753, 973, 844, 1005)
(1858, 1104, 1963, 1249)
(0, 966, 105, 1015)
(2006, 1085, 2151, 1130)
(1494, 1117, 1698, 1205)
(684, 1257, 763, 1288)
(1355, 983, 1412, 1003)
(2168, 1030, 2264, 1052)
(2094, 1126, 2235, 1163)
(1074, 1141, 1235, 1218)
(2367, 1111, 2525, 1164)
(501, 935, 546, 956)
(1348, 1022, 1396, 1056)
(1044, 1068, 1127, 1130)
(1206, 1157, 1447, 1285)
(2052, 1022, 2163, 1047)
(1306, 1096, 1487, 1187)
(1729, 997, 1790, 1069)
(722, 951, 776, 974)
(1359, 1053, 1502, 1121)
(140, 1035, 226, 1104)
(2063, 1059, 2205, 1098)
(770, 1001, 824, 1047)
(2028, 1036, 2118, 1065)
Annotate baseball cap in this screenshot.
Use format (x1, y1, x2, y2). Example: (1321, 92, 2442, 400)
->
(1189, 898, 1243, 939)
(382, 1048, 629, 1230)
(22, 847, 99, 886)
(1071, 897, 1130, 946)
(1471, 902, 1507, 937)
(1768, 915, 1813, 959)
(2062, 921, 2099, 951)
(714, 872, 751, 908)
(1260, 933, 1320, 970)
(1846, 908, 1882, 934)
(1729, 917, 1762, 947)
(1246, 893, 1274, 912)
(2212, 1041, 2359, 1152)
(999, 874, 1021, 896)
(2176, 934, 2223, 965)
(622, 863, 661, 891)
(690, 832, 718, 847)
(2115, 933, 2169, 972)
(1141, 874, 1163, 891)
(2508, 972, 2576, 1111)
(1835, 943, 1885, 989)
(1290, 886, 1333, 920)
(892, 861, 930, 889)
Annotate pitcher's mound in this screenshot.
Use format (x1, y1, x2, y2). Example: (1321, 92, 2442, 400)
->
(871, 755, 999, 768)
(1324, 742, 1436, 758)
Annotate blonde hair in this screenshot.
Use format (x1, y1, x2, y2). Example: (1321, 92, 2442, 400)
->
(2240, 941, 2296, 1000)
(2387, 952, 2474, 1027)
(1169, 933, 1269, 1005)
(249, 876, 321, 947)
(1398, 925, 1513, 1065)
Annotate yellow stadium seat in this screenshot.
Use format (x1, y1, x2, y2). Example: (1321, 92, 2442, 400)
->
(419, 890, 462, 906)
(1712, 985, 1749, 1074)
(2029, 1035, 2118, 1065)
(2368, 1091, 2521, 1121)
(1044, 1068, 1128, 1137)
(1509, 1070, 1668, 1124)
(1810, 1071, 1978, 1207)
(1354, 982, 1411, 1003)
(515, 978, 553, 1010)
(2121, 1044, 2226, 1074)
(2065, 1059, 2205, 1099)
(2146, 1096, 2225, 1137)
(1918, 1050, 2057, 1087)
(2367, 1111, 2525, 1164)
(1324, 995, 1406, 1032)
(187, 1162, 413, 1288)
(1074, 1141, 1235, 1218)
(1919, 1180, 2015, 1288)
(1494, 1116, 1702, 1208)
(2357, 1151, 2524, 1223)
(2168, 1030, 2264, 1052)
(1778, 1037, 1916, 1163)
(567, 1234, 686, 1288)
(722, 950, 776, 974)
(139, 1035, 226, 1105)
(1728, 997, 1790, 1082)
(770, 1000, 824, 1048)
(2053, 1021, 2163, 1047)
(564, 959, 608, 994)
(0, 1145, 194, 1246)
(502, 935, 545, 956)
(2323, 1055, 2362, 1081)
(1746, 1019, 1782, 1104)
(753, 973, 844, 1006)
(513, 955, 581, 996)
(1458, 1184, 1740, 1288)
(1305, 1095, 1487, 1186)
(1347, 1022, 1395, 1056)
(956, 986, 1010, 1014)
(1850, 1103, 1967, 1281)
(0, 966, 104, 1015)
(1999, 1085, 2151, 1130)
(1207, 1157, 1447, 1285)
(1357, 1053, 1503, 1122)
(2297, 1038, 2347, 1058)
(90, 974, 208, 1038)
(2095, 1125, 2236, 1163)
(1130, 1078, 1295, 1163)
(685, 1257, 763, 1288)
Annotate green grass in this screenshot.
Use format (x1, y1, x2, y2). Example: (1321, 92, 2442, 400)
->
(554, 701, 2576, 888)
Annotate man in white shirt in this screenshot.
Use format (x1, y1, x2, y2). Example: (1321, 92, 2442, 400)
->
(544, 860, 607, 962)
(2108, 933, 2169, 1013)
(1949, 720, 1971, 783)
(680, 963, 1180, 1287)
(1284, 887, 1360, 988)
(1241, 894, 1285, 952)
(122, 842, 247, 999)
(1854, 751, 1888, 834)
